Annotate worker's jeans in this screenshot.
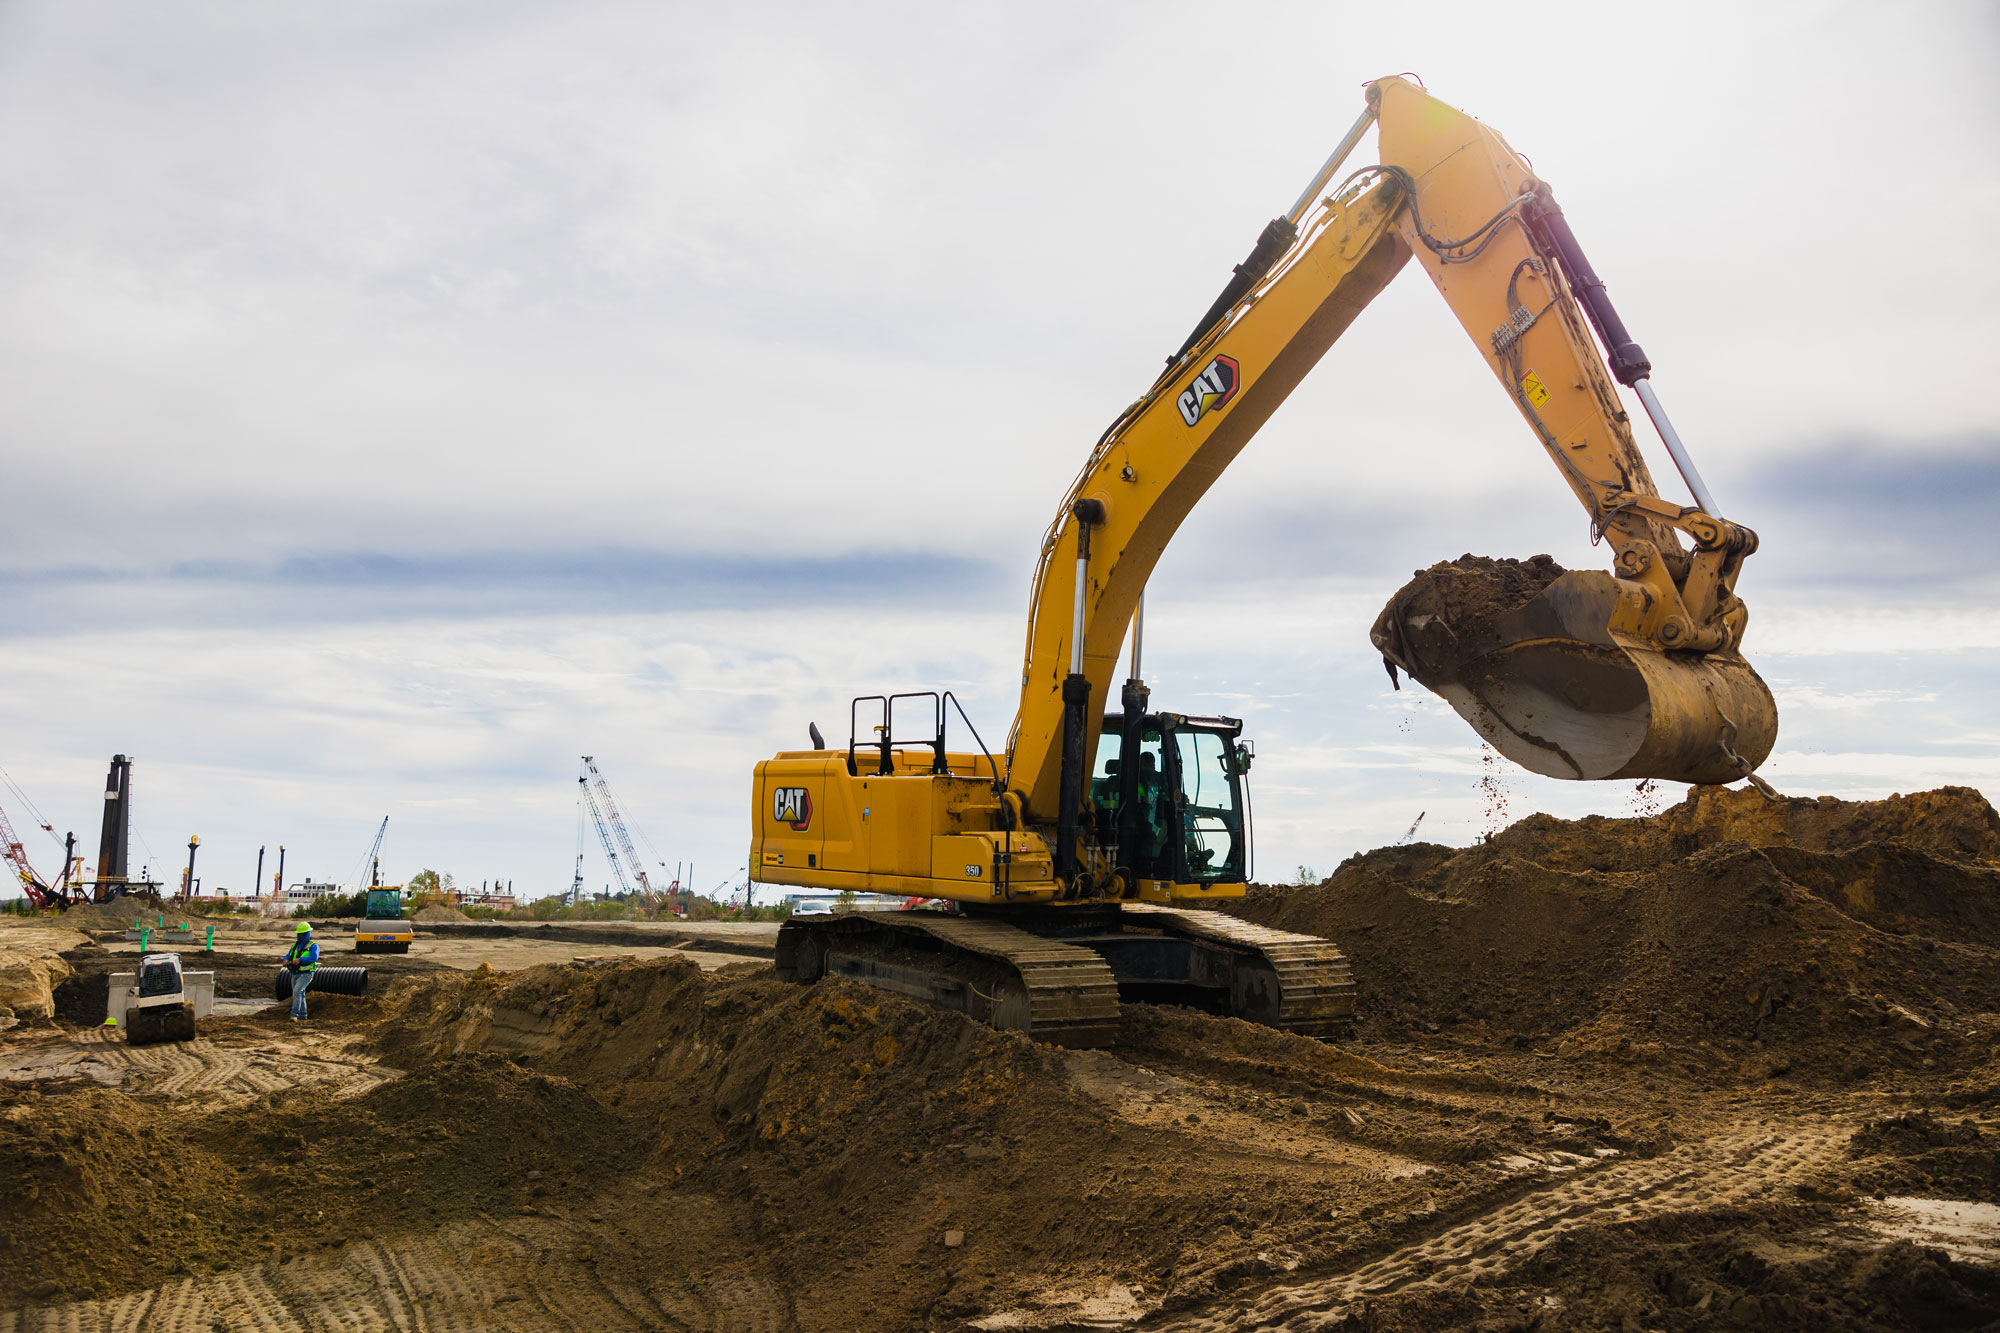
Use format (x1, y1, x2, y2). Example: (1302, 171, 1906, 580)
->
(289, 970, 313, 1018)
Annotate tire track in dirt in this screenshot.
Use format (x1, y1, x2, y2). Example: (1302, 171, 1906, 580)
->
(0, 1216, 796, 1333)
(0, 1029, 392, 1106)
(1143, 1125, 1849, 1332)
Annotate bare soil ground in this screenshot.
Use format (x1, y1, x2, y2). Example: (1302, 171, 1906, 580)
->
(2, 787, 1997, 1331)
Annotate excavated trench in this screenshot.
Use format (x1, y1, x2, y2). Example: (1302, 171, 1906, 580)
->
(2, 786, 1998, 1330)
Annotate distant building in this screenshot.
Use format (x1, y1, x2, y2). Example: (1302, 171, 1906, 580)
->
(257, 880, 340, 917)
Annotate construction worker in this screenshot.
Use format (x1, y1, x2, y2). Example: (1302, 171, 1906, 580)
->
(284, 921, 319, 1020)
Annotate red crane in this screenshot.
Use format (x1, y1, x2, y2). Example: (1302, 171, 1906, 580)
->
(0, 796, 68, 909)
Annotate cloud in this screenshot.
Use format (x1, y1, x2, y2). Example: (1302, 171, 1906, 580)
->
(1731, 435, 2000, 592)
(0, 548, 1005, 634)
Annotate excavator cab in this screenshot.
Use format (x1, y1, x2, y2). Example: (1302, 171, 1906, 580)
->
(1091, 713, 1250, 887)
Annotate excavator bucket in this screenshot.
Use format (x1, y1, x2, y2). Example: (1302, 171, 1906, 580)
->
(1373, 559, 1777, 787)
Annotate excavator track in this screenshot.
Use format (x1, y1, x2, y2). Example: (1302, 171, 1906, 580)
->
(777, 906, 1354, 1044)
(1120, 904, 1357, 1038)
(776, 911, 1122, 1048)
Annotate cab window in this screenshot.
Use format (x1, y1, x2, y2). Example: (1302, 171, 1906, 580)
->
(1173, 729, 1243, 881)
(1091, 727, 1170, 862)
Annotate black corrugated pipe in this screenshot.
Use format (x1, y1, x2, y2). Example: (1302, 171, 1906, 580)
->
(273, 966, 369, 1000)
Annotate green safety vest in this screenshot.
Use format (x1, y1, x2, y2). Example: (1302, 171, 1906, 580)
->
(286, 938, 320, 972)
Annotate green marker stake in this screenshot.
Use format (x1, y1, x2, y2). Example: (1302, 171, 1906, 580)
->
(205, 925, 214, 952)
(140, 926, 149, 952)
(157, 913, 164, 928)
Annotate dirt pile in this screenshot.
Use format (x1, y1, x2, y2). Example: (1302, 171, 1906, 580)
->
(1233, 785, 2000, 1077)
(0, 1044, 624, 1302)
(1352, 1211, 2000, 1333)
(1370, 553, 1566, 680)
(366, 958, 1544, 1328)
(1384, 553, 1566, 640)
(0, 923, 87, 1026)
(1850, 1112, 2000, 1203)
(1656, 784, 2000, 863)
(412, 904, 470, 923)
(58, 898, 155, 930)
(368, 959, 1136, 1322)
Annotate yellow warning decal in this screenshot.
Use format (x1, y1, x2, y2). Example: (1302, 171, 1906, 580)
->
(1521, 370, 1551, 407)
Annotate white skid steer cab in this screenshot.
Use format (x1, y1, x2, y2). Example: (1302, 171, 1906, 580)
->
(109, 953, 214, 1045)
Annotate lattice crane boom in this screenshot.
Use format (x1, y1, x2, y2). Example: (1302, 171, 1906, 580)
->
(578, 773, 633, 899)
(0, 798, 58, 908)
(582, 757, 655, 909)
(354, 816, 389, 890)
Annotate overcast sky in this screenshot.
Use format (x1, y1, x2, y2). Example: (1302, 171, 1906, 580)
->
(1, 0, 1995, 898)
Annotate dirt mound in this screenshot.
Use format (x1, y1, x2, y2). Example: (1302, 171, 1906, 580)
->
(367, 958, 1453, 1328)
(412, 904, 470, 923)
(0, 1051, 624, 1302)
(1384, 553, 1565, 638)
(1356, 1212, 2000, 1333)
(1370, 553, 1565, 679)
(1232, 786, 2000, 1078)
(0, 923, 88, 1025)
(1850, 1113, 2000, 1203)
(0, 1083, 249, 1299)
(58, 898, 155, 930)
(1660, 784, 2000, 863)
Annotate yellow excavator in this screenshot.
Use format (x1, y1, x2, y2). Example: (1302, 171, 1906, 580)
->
(751, 77, 1777, 1046)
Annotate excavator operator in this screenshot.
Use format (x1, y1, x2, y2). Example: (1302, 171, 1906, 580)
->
(1093, 748, 1172, 860)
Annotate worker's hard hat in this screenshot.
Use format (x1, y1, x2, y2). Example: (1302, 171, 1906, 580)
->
(296, 922, 312, 933)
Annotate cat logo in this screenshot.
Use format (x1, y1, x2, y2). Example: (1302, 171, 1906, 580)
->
(772, 786, 813, 831)
(1176, 354, 1241, 427)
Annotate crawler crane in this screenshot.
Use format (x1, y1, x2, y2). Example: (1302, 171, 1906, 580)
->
(752, 78, 1777, 1045)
